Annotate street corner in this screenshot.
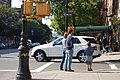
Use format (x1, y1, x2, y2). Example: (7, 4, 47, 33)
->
(31, 69, 120, 80)
(93, 52, 120, 63)
(106, 52, 120, 56)
(31, 70, 99, 80)
(31, 70, 82, 80)
(31, 70, 64, 79)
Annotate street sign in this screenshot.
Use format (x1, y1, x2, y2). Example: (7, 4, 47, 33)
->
(63, 13, 73, 16)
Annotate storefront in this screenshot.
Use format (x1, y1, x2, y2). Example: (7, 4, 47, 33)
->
(75, 26, 112, 37)
(74, 26, 120, 51)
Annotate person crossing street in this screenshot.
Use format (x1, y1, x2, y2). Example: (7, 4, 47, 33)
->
(64, 29, 74, 72)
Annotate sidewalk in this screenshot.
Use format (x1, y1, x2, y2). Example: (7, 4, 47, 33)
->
(31, 70, 120, 80)
(31, 52, 120, 80)
(93, 52, 120, 62)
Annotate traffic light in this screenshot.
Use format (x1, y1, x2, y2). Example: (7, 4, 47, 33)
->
(36, 3, 50, 16)
(24, 0, 33, 16)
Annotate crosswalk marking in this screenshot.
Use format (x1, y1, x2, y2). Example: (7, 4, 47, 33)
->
(0, 62, 54, 72)
(105, 62, 118, 69)
(0, 70, 17, 72)
(0, 70, 47, 72)
(109, 64, 118, 69)
(0, 61, 119, 72)
(33, 62, 54, 72)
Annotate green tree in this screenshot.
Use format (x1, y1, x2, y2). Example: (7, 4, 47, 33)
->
(0, 4, 19, 37)
(50, 0, 103, 33)
(17, 19, 52, 44)
(0, 3, 52, 44)
(27, 19, 52, 43)
(75, 0, 103, 26)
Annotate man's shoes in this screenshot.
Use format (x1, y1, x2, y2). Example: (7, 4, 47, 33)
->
(68, 69, 74, 72)
(88, 69, 93, 71)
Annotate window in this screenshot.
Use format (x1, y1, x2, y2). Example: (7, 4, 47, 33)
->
(73, 38, 81, 44)
(83, 38, 97, 44)
(53, 38, 63, 45)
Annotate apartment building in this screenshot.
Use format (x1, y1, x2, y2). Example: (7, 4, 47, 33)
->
(101, 0, 120, 51)
(117, 0, 120, 50)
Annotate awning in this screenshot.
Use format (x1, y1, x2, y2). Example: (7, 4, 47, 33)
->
(75, 26, 111, 32)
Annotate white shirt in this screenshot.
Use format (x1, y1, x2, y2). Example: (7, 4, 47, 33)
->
(62, 38, 66, 48)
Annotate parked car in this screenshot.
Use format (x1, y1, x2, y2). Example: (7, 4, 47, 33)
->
(31, 42, 40, 48)
(31, 36, 102, 62)
(0, 42, 6, 49)
(27, 39, 32, 48)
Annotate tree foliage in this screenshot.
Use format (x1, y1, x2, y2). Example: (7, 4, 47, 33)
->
(27, 19, 52, 43)
(110, 15, 120, 26)
(50, 0, 103, 33)
(0, 3, 52, 44)
(0, 4, 19, 36)
(17, 19, 52, 44)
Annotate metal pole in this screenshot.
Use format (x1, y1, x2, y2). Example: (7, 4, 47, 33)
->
(72, 13, 76, 35)
(16, 0, 31, 80)
(65, 0, 68, 32)
(72, 13, 75, 27)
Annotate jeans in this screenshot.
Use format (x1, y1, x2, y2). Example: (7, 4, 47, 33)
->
(64, 49, 73, 70)
(60, 48, 66, 69)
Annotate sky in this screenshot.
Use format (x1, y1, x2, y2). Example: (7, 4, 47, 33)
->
(11, 0, 22, 8)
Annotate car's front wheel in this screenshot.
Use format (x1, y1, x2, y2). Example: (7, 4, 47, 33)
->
(77, 51, 87, 63)
(34, 51, 46, 62)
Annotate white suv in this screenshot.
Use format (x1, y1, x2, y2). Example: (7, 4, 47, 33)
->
(31, 36, 102, 62)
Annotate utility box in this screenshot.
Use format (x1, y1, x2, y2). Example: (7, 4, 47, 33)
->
(24, 0, 33, 15)
(36, 3, 50, 16)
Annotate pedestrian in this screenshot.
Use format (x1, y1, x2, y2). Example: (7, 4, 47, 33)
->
(60, 32, 68, 70)
(64, 29, 74, 72)
(102, 37, 109, 53)
(108, 35, 112, 52)
(85, 42, 94, 71)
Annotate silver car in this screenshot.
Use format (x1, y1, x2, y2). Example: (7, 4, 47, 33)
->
(31, 36, 102, 62)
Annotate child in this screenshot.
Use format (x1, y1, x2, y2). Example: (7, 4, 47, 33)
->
(85, 42, 94, 71)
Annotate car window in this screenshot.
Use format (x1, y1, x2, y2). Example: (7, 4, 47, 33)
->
(83, 38, 97, 44)
(53, 38, 63, 45)
(73, 37, 81, 44)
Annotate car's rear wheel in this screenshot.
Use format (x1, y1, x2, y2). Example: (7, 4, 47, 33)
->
(34, 51, 46, 62)
(77, 51, 87, 63)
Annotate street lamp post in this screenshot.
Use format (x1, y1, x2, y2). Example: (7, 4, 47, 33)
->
(72, 14, 75, 27)
(72, 13, 75, 34)
(72, 6, 76, 35)
(67, 5, 76, 34)
(16, 0, 31, 80)
(65, 0, 68, 32)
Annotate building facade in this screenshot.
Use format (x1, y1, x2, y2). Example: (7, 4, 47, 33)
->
(101, 0, 118, 26)
(101, 0, 119, 51)
(117, 0, 120, 51)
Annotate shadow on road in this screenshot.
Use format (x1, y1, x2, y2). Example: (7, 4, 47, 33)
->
(43, 60, 81, 63)
(93, 59, 120, 63)
(108, 52, 120, 55)
(0, 56, 17, 58)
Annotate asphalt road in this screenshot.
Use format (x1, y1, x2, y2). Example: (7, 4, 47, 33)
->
(0, 49, 120, 80)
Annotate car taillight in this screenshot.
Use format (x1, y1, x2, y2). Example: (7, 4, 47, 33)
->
(93, 46, 97, 50)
